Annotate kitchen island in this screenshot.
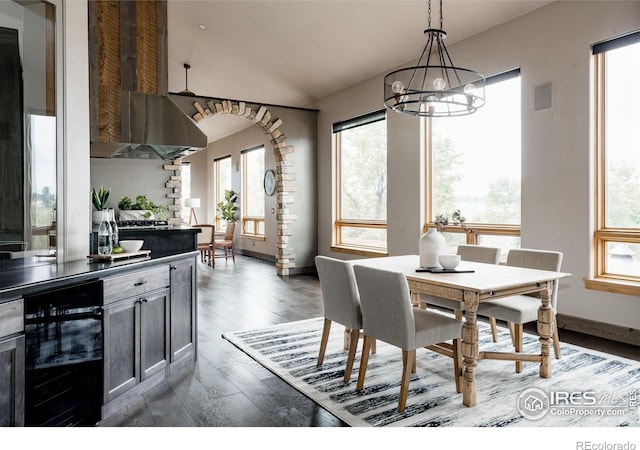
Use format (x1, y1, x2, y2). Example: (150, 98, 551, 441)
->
(0, 231, 200, 426)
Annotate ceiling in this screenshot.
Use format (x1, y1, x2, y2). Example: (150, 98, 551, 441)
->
(166, 0, 553, 143)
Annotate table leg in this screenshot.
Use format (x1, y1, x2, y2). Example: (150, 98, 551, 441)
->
(461, 291, 480, 406)
(538, 281, 554, 378)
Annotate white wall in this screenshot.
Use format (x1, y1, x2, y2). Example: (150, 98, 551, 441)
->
(312, 1, 640, 330)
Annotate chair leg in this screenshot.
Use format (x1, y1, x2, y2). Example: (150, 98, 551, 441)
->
(489, 317, 498, 342)
(454, 309, 463, 321)
(507, 321, 516, 346)
(231, 245, 235, 263)
(553, 317, 561, 359)
(356, 336, 373, 391)
(344, 329, 360, 383)
(317, 319, 331, 366)
(452, 338, 462, 393)
(371, 338, 376, 355)
(514, 323, 523, 373)
(411, 351, 417, 374)
(398, 349, 415, 413)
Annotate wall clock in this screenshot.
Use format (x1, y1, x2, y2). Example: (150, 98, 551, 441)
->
(263, 169, 276, 196)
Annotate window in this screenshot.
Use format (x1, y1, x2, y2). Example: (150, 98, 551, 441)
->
(427, 69, 522, 256)
(241, 146, 265, 237)
(332, 110, 387, 255)
(588, 31, 640, 295)
(213, 156, 232, 229)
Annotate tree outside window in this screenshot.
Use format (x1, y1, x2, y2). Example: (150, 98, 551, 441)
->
(591, 34, 640, 286)
(241, 146, 265, 236)
(333, 111, 387, 254)
(214, 156, 232, 228)
(429, 70, 522, 254)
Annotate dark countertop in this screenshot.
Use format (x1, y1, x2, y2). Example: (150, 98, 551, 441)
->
(0, 251, 199, 302)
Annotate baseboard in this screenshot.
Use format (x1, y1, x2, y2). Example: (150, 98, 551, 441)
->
(236, 249, 276, 262)
(235, 250, 315, 275)
(556, 313, 640, 347)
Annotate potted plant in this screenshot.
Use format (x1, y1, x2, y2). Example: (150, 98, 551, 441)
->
(118, 194, 168, 221)
(216, 190, 238, 223)
(91, 185, 110, 223)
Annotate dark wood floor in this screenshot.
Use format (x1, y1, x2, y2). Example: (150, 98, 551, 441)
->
(99, 254, 640, 427)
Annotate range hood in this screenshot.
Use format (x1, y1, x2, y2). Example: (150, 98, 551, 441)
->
(90, 91, 207, 160)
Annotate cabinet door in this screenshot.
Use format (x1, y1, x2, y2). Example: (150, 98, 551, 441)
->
(0, 334, 25, 427)
(170, 257, 196, 366)
(139, 289, 169, 380)
(103, 298, 138, 403)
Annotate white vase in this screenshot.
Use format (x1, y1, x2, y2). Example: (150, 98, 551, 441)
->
(419, 228, 447, 268)
(92, 210, 107, 224)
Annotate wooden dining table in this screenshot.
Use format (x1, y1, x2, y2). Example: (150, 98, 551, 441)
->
(351, 254, 571, 407)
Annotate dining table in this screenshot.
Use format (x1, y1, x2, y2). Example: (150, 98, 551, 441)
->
(351, 254, 571, 407)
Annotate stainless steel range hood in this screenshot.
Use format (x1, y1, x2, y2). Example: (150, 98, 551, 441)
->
(90, 91, 208, 160)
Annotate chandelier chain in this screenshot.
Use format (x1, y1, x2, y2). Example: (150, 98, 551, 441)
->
(427, 0, 431, 28)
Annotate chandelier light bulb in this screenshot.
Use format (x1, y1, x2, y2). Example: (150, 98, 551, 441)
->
(433, 78, 446, 91)
(464, 83, 476, 95)
(391, 81, 405, 94)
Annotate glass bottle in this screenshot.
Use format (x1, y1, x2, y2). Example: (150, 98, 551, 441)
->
(97, 211, 112, 255)
(108, 208, 119, 250)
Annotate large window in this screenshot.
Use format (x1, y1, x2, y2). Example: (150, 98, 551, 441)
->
(333, 111, 387, 255)
(588, 31, 640, 295)
(427, 69, 522, 255)
(213, 156, 232, 229)
(241, 146, 265, 237)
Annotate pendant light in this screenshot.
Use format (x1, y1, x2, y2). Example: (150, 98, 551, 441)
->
(384, 0, 485, 117)
(179, 63, 196, 96)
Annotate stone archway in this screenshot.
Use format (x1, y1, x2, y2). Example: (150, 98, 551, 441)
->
(190, 99, 296, 276)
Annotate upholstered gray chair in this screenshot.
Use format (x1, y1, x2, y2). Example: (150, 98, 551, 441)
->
(477, 248, 563, 373)
(353, 264, 462, 413)
(421, 245, 501, 323)
(315, 256, 368, 383)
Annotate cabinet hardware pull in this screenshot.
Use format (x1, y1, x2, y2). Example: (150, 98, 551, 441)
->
(170, 265, 178, 270)
(134, 280, 148, 286)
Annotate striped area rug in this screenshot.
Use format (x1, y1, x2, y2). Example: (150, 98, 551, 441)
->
(222, 318, 640, 427)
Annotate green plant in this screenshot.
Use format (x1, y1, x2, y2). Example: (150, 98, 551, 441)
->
(91, 186, 110, 211)
(118, 195, 168, 220)
(216, 190, 239, 222)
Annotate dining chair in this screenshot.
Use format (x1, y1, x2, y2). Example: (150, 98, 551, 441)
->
(476, 248, 563, 373)
(214, 222, 236, 264)
(353, 264, 462, 413)
(193, 224, 215, 267)
(420, 245, 501, 324)
(315, 256, 374, 383)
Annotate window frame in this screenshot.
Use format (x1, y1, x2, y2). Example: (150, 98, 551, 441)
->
(213, 155, 232, 230)
(331, 110, 388, 256)
(424, 69, 522, 246)
(586, 31, 640, 296)
(240, 145, 266, 240)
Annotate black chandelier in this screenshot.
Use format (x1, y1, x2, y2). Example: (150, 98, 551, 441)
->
(383, 0, 485, 117)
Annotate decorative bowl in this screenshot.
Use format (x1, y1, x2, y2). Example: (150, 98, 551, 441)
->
(119, 240, 144, 253)
(438, 254, 461, 270)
